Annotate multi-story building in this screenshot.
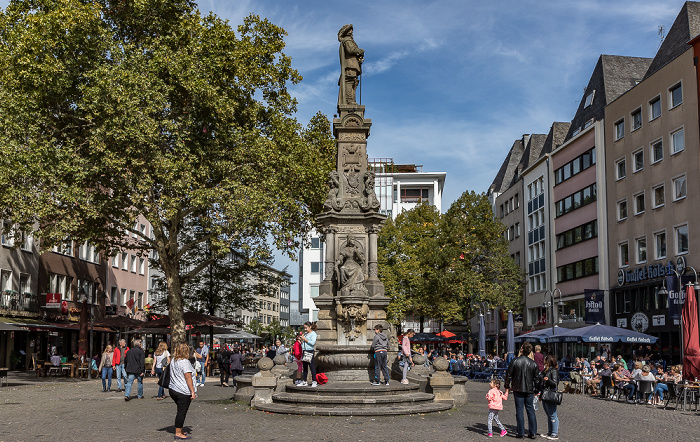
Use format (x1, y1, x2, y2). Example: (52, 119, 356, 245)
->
(279, 274, 291, 327)
(294, 160, 446, 325)
(605, 1, 700, 361)
(550, 55, 651, 353)
(234, 264, 289, 327)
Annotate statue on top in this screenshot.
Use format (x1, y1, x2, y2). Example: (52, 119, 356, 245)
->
(338, 24, 364, 106)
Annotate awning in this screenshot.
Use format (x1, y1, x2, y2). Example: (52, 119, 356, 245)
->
(93, 316, 145, 329)
(0, 317, 55, 329)
(0, 322, 23, 331)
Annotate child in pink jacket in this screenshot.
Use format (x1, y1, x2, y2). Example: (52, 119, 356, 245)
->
(485, 378, 508, 437)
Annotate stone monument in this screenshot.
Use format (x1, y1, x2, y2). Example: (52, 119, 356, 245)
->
(313, 24, 397, 381)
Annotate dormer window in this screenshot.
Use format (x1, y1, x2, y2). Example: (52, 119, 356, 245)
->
(584, 91, 595, 108)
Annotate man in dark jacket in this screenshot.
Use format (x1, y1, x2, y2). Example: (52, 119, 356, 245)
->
(505, 342, 539, 439)
(370, 324, 389, 386)
(124, 339, 145, 401)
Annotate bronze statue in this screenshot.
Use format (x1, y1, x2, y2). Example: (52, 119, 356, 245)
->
(338, 24, 364, 106)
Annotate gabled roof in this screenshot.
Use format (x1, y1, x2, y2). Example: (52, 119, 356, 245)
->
(644, 1, 700, 79)
(564, 55, 651, 141)
(517, 134, 548, 176)
(488, 138, 525, 195)
(541, 122, 571, 157)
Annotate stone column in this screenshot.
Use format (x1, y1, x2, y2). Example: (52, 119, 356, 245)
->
(367, 225, 379, 281)
(323, 227, 336, 282)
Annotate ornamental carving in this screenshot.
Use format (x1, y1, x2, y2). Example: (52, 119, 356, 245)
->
(342, 144, 362, 171)
(323, 171, 343, 211)
(343, 171, 362, 196)
(359, 171, 380, 212)
(368, 262, 378, 278)
(335, 302, 369, 341)
(339, 132, 366, 141)
(343, 115, 362, 127)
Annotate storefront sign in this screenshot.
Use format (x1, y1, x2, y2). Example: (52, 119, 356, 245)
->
(631, 312, 649, 333)
(617, 318, 627, 328)
(667, 274, 685, 321)
(584, 289, 605, 324)
(46, 293, 61, 309)
(618, 262, 676, 286)
(652, 315, 666, 327)
(60, 300, 68, 315)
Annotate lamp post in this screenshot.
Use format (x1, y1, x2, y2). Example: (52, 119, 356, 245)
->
(657, 266, 700, 365)
(542, 288, 564, 337)
(473, 301, 491, 355)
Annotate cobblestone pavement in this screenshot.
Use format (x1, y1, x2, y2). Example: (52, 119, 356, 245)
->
(1, 372, 699, 441)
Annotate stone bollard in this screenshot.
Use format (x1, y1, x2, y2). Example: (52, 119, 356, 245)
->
(271, 355, 293, 392)
(250, 357, 277, 408)
(451, 375, 469, 406)
(429, 358, 455, 405)
(407, 353, 431, 392)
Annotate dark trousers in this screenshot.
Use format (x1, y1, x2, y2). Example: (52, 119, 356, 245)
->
(374, 351, 389, 382)
(169, 389, 192, 429)
(513, 392, 537, 437)
(231, 369, 242, 386)
(219, 365, 230, 385)
(302, 353, 316, 383)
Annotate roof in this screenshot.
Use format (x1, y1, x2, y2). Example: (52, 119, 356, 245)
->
(564, 55, 651, 141)
(541, 122, 571, 157)
(488, 138, 525, 195)
(517, 134, 548, 174)
(644, 1, 700, 79)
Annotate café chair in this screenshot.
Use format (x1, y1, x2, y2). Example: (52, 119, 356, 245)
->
(601, 375, 614, 399)
(663, 383, 683, 410)
(636, 380, 655, 405)
(569, 372, 583, 394)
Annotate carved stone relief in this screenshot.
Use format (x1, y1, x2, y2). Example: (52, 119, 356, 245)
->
(339, 132, 366, 141)
(323, 171, 343, 211)
(335, 302, 369, 341)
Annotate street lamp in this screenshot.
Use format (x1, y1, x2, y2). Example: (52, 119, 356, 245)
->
(542, 288, 564, 338)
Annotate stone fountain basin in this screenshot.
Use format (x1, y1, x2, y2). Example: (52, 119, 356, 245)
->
(315, 344, 395, 382)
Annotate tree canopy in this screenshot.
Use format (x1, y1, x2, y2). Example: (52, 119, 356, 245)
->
(378, 192, 524, 333)
(0, 0, 335, 343)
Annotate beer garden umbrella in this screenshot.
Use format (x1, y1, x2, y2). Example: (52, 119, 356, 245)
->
(506, 310, 515, 365)
(545, 323, 658, 344)
(682, 284, 700, 380)
(514, 325, 570, 343)
(478, 314, 486, 357)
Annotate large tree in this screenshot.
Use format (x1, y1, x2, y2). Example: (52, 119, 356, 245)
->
(0, 0, 335, 343)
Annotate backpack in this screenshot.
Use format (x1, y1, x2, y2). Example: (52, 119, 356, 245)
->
(316, 373, 328, 385)
(217, 350, 230, 365)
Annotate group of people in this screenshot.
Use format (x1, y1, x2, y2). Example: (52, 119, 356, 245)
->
(96, 338, 146, 399)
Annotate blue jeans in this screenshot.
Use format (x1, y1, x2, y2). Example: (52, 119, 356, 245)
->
(155, 367, 165, 397)
(115, 364, 126, 389)
(623, 383, 635, 399)
(101, 367, 113, 391)
(197, 364, 206, 384)
(541, 400, 559, 436)
(654, 383, 669, 401)
(125, 373, 143, 398)
(513, 392, 537, 437)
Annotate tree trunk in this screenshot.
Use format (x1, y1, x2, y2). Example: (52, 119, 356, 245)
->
(165, 261, 186, 345)
(419, 315, 425, 333)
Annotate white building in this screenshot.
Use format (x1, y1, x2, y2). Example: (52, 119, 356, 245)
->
(295, 160, 446, 324)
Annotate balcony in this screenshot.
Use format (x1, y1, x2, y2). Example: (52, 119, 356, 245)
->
(0, 290, 39, 313)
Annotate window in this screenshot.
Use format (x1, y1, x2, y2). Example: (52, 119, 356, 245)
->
(129, 290, 135, 307)
(515, 222, 520, 237)
(120, 288, 127, 305)
(111, 255, 119, 268)
(673, 175, 686, 200)
(676, 224, 689, 255)
(634, 192, 645, 215)
(310, 262, 323, 274)
(633, 149, 643, 172)
(617, 200, 627, 221)
(556, 257, 598, 283)
(584, 91, 595, 108)
(499, 204, 504, 218)
(649, 96, 661, 120)
(670, 82, 682, 108)
(0, 269, 11, 291)
(139, 258, 145, 275)
(48, 273, 73, 299)
(19, 274, 29, 294)
(137, 292, 143, 309)
(652, 184, 665, 208)
(614, 119, 624, 140)
(556, 220, 597, 250)
(130, 255, 137, 273)
(121, 252, 128, 271)
(554, 148, 595, 185)
(310, 285, 319, 298)
(651, 139, 663, 163)
(20, 231, 32, 251)
(671, 128, 684, 154)
(514, 193, 519, 208)
(616, 158, 626, 180)
(555, 183, 596, 216)
(619, 242, 629, 267)
(110, 287, 118, 305)
(310, 237, 321, 249)
(654, 231, 666, 260)
(636, 237, 647, 264)
(78, 241, 98, 263)
(631, 108, 642, 131)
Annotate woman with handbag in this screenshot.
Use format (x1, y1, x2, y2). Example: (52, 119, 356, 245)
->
(151, 341, 170, 400)
(540, 354, 561, 440)
(300, 321, 317, 387)
(98, 345, 115, 392)
(169, 342, 197, 440)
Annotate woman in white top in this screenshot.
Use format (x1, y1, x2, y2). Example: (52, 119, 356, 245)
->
(151, 341, 171, 400)
(169, 343, 196, 440)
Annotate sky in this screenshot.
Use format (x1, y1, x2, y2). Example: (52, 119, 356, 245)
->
(0, 0, 687, 292)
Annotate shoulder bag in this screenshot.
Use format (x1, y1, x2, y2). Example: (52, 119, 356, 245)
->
(540, 368, 562, 404)
(158, 361, 171, 389)
(302, 350, 314, 363)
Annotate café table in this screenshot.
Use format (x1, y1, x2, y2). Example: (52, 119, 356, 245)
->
(681, 382, 699, 411)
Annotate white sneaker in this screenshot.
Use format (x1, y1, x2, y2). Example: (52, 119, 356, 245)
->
(200, 383, 204, 387)
(299, 381, 308, 387)
(311, 381, 318, 387)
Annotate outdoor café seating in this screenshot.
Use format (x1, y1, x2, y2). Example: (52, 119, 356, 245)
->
(635, 380, 655, 405)
(601, 375, 614, 399)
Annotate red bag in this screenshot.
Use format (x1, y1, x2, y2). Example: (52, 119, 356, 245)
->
(316, 373, 328, 385)
(292, 341, 302, 360)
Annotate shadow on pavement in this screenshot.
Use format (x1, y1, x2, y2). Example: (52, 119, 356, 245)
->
(157, 425, 192, 436)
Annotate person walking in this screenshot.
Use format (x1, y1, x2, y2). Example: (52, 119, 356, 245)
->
(485, 378, 508, 437)
(113, 339, 129, 392)
(151, 341, 171, 400)
(98, 344, 115, 392)
(504, 342, 539, 439)
(540, 354, 560, 440)
(229, 347, 245, 388)
(299, 321, 317, 387)
(400, 329, 415, 384)
(217, 344, 232, 387)
(370, 324, 389, 386)
(194, 341, 209, 387)
(169, 342, 197, 440)
(124, 339, 145, 401)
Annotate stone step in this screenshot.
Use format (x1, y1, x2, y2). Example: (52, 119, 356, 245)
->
(272, 391, 436, 408)
(285, 381, 419, 396)
(254, 401, 453, 416)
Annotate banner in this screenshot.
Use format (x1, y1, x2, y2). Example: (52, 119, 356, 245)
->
(667, 275, 693, 321)
(584, 289, 605, 324)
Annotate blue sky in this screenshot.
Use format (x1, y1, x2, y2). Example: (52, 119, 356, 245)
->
(0, 0, 687, 290)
